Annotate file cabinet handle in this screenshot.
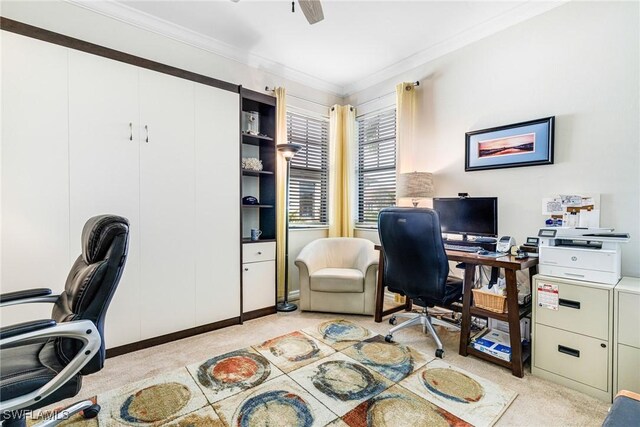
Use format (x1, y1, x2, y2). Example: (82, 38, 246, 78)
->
(559, 298, 581, 310)
(257, 251, 262, 255)
(558, 345, 580, 358)
(129, 122, 133, 141)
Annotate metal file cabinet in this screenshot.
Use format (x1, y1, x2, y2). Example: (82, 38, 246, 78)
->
(532, 274, 615, 402)
(613, 277, 640, 395)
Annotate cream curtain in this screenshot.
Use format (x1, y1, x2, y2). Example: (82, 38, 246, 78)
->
(329, 105, 356, 237)
(274, 87, 288, 300)
(395, 82, 416, 176)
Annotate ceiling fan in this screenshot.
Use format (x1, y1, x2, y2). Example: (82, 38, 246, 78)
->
(296, 0, 325, 25)
(231, 0, 325, 25)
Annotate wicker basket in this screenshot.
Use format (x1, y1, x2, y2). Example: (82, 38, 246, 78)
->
(472, 288, 507, 313)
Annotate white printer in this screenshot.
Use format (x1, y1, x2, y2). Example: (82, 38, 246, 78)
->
(538, 227, 630, 285)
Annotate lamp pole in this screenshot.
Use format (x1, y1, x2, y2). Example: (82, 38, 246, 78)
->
(276, 143, 301, 312)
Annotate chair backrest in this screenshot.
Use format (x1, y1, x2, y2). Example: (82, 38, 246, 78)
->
(51, 215, 129, 374)
(303, 237, 374, 269)
(378, 208, 449, 302)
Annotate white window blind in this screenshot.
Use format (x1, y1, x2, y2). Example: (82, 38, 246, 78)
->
(287, 111, 329, 225)
(357, 108, 397, 226)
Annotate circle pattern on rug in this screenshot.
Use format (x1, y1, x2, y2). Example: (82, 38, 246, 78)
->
(318, 320, 369, 342)
(355, 341, 410, 366)
(197, 350, 271, 391)
(269, 334, 320, 362)
(421, 367, 485, 404)
(236, 389, 314, 427)
(367, 393, 450, 427)
(312, 360, 385, 401)
(119, 382, 191, 423)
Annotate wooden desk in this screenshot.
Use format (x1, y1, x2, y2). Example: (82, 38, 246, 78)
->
(374, 245, 538, 378)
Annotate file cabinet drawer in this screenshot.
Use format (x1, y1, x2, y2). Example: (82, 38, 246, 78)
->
(617, 344, 640, 393)
(534, 278, 609, 340)
(534, 324, 609, 392)
(243, 242, 276, 264)
(617, 292, 640, 348)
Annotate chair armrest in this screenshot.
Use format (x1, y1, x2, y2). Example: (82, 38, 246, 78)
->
(0, 319, 101, 413)
(0, 319, 56, 340)
(295, 244, 323, 275)
(355, 246, 379, 275)
(0, 288, 58, 307)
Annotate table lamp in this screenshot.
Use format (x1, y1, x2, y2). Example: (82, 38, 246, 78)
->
(397, 172, 435, 207)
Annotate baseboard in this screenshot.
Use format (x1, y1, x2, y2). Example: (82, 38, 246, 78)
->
(242, 306, 276, 321)
(106, 316, 241, 358)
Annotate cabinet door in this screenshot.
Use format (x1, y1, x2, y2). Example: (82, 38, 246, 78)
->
(1, 32, 70, 324)
(139, 69, 196, 339)
(194, 84, 241, 325)
(68, 50, 141, 347)
(243, 261, 275, 313)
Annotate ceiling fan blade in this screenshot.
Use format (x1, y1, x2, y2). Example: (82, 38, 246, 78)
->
(298, 0, 324, 25)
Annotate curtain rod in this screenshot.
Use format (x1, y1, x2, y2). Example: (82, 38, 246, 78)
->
(264, 86, 332, 109)
(354, 81, 420, 109)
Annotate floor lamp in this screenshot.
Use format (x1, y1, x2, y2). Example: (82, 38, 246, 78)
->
(276, 143, 302, 312)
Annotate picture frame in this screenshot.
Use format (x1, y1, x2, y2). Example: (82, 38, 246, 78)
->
(465, 116, 555, 172)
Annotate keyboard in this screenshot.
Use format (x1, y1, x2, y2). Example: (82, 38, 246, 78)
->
(444, 244, 484, 253)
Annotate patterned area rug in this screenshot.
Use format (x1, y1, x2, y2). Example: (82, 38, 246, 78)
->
(42, 319, 517, 427)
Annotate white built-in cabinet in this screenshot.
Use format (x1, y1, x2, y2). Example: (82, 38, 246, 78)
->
(1, 31, 240, 348)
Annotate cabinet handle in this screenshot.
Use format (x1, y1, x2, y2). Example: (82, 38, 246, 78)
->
(257, 251, 262, 255)
(145, 125, 149, 143)
(129, 122, 133, 141)
(244, 268, 249, 271)
(558, 345, 580, 358)
(559, 298, 581, 310)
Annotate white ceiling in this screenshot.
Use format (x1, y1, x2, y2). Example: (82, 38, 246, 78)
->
(79, 1, 565, 96)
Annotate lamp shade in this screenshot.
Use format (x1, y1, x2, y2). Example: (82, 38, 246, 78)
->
(277, 143, 302, 160)
(397, 172, 435, 199)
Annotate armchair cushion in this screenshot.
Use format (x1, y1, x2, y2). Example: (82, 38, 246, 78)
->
(310, 268, 364, 293)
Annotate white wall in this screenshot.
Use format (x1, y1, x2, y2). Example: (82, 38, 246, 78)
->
(348, 1, 640, 277)
(0, 0, 341, 110)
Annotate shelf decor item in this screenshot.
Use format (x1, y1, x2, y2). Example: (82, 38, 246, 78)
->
(465, 116, 555, 172)
(242, 157, 263, 171)
(242, 196, 259, 205)
(277, 142, 302, 312)
(242, 111, 260, 135)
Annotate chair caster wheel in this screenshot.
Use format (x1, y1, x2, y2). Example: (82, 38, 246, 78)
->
(435, 349, 444, 359)
(384, 335, 393, 343)
(82, 404, 101, 419)
(389, 316, 397, 325)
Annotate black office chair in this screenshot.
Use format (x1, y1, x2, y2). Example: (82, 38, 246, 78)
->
(0, 215, 129, 426)
(378, 207, 463, 358)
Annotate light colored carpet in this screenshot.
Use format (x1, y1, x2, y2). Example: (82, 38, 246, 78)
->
(50, 310, 610, 426)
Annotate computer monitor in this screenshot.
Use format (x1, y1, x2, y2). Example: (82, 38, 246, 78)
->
(432, 197, 498, 238)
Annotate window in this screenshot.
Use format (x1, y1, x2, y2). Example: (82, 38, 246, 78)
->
(357, 108, 397, 226)
(287, 110, 329, 226)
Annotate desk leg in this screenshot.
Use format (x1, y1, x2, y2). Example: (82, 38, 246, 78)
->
(374, 249, 385, 323)
(459, 264, 476, 356)
(505, 268, 524, 378)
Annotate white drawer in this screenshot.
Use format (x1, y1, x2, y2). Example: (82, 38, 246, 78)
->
(617, 344, 640, 394)
(618, 292, 640, 348)
(534, 278, 610, 340)
(534, 324, 610, 392)
(242, 242, 276, 264)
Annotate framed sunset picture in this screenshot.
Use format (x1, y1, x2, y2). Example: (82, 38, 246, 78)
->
(465, 117, 555, 171)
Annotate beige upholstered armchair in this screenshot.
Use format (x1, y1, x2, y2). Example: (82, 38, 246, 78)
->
(295, 237, 379, 315)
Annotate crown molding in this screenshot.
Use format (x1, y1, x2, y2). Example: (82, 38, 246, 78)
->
(66, 0, 344, 96)
(341, 1, 568, 97)
(67, 0, 565, 98)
